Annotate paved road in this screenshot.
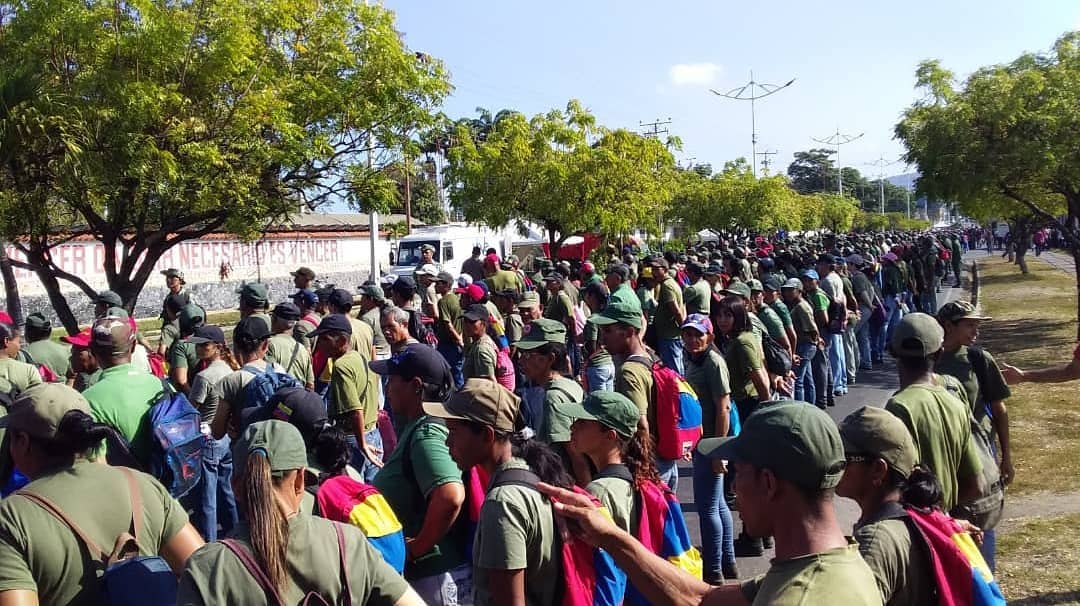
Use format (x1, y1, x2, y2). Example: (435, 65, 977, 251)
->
(970, 246, 1076, 275)
(676, 274, 967, 581)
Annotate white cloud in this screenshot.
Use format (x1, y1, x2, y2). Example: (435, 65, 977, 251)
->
(668, 62, 722, 87)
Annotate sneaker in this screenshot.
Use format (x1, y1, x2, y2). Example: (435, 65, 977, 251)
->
(762, 536, 774, 550)
(734, 534, 764, 557)
(722, 563, 740, 581)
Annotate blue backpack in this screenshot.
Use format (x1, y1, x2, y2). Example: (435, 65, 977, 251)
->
(239, 364, 302, 427)
(147, 383, 205, 499)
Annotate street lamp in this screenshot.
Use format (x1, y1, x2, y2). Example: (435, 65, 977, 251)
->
(711, 72, 796, 176)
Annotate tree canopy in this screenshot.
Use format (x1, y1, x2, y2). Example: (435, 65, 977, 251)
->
(0, 0, 449, 331)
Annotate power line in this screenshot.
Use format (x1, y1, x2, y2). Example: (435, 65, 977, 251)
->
(711, 72, 796, 176)
(811, 128, 864, 195)
(863, 154, 904, 215)
(755, 149, 778, 175)
(640, 117, 672, 140)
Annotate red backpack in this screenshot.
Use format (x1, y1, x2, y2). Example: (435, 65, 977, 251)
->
(625, 355, 703, 460)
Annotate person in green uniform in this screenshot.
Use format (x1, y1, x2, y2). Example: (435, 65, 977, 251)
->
(178, 420, 421, 606)
(0, 384, 204, 606)
(800, 269, 833, 408)
(837, 406, 936, 606)
(61, 328, 101, 392)
(461, 304, 498, 383)
(604, 264, 640, 313)
(237, 281, 273, 333)
(649, 257, 686, 375)
(290, 289, 322, 350)
(0, 323, 42, 404)
(517, 291, 542, 323)
(359, 284, 391, 358)
(884, 313, 982, 512)
(267, 302, 315, 389)
(310, 314, 382, 483)
(750, 280, 792, 360)
(581, 282, 614, 393)
(537, 401, 883, 606)
(565, 391, 656, 532)
(370, 344, 473, 603)
(93, 289, 124, 320)
(167, 303, 206, 395)
(82, 317, 167, 467)
(541, 272, 575, 339)
(435, 272, 466, 389)
(424, 380, 566, 606)
(762, 277, 798, 358)
(781, 278, 820, 405)
(21, 314, 68, 381)
(683, 262, 712, 316)
(157, 293, 187, 357)
(681, 313, 737, 583)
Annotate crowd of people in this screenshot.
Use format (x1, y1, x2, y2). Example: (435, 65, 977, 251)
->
(0, 228, 1041, 605)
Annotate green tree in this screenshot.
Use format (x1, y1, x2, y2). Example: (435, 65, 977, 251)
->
(787, 148, 836, 194)
(896, 32, 1080, 334)
(445, 100, 675, 254)
(0, 0, 449, 332)
(814, 194, 861, 233)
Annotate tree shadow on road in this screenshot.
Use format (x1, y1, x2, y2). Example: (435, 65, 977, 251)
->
(979, 318, 1076, 363)
(1008, 591, 1080, 606)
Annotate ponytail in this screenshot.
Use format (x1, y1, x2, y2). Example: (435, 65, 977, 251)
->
(241, 453, 290, 594)
(510, 433, 574, 490)
(219, 343, 241, 371)
(900, 465, 944, 510)
(621, 426, 662, 487)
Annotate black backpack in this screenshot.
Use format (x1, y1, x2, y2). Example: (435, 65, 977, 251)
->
(407, 308, 438, 347)
(760, 330, 793, 376)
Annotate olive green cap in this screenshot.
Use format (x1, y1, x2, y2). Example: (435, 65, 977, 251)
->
(560, 391, 640, 439)
(515, 318, 566, 350)
(937, 300, 990, 324)
(839, 406, 917, 479)
(890, 312, 944, 358)
(233, 420, 309, 473)
(589, 300, 643, 330)
(25, 313, 51, 331)
(747, 279, 764, 292)
(423, 378, 520, 434)
(721, 281, 751, 299)
(517, 291, 541, 309)
(236, 282, 269, 305)
(0, 383, 91, 439)
(697, 400, 845, 491)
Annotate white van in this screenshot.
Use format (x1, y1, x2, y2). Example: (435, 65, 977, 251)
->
(390, 224, 503, 277)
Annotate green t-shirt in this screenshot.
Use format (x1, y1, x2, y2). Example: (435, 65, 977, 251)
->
(168, 339, 198, 371)
(436, 292, 463, 344)
(770, 299, 793, 329)
(539, 377, 584, 444)
(653, 277, 684, 339)
(24, 339, 70, 381)
(361, 308, 391, 357)
(615, 356, 654, 421)
(0, 357, 42, 396)
(723, 331, 763, 401)
(740, 542, 882, 606)
(84, 363, 167, 463)
(473, 458, 559, 606)
(267, 333, 314, 386)
(808, 289, 829, 314)
(789, 299, 819, 345)
(463, 335, 498, 381)
(682, 280, 712, 316)
(0, 462, 188, 606)
(487, 270, 524, 294)
(372, 416, 467, 579)
(159, 321, 180, 351)
(684, 348, 731, 438)
(637, 286, 658, 321)
(757, 305, 786, 342)
(542, 291, 574, 331)
(505, 312, 524, 345)
(582, 318, 612, 368)
(586, 472, 634, 533)
(187, 359, 233, 424)
(328, 350, 378, 432)
(177, 514, 409, 606)
(935, 346, 1011, 432)
(608, 283, 641, 313)
(885, 383, 983, 511)
(855, 515, 935, 606)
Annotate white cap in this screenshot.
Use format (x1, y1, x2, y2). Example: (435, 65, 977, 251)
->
(456, 274, 474, 288)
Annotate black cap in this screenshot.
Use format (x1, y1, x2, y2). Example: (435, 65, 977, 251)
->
(461, 303, 489, 322)
(370, 343, 453, 389)
(328, 288, 354, 311)
(315, 284, 336, 302)
(164, 293, 188, 313)
(241, 386, 329, 445)
(307, 313, 353, 338)
(604, 264, 630, 280)
(273, 302, 302, 321)
(234, 317, 272, 342)
(391, 276, 417, 295)
(186, 325, 226, 345)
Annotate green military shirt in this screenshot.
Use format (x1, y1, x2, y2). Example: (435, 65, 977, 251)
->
(349, 317, 375, 359)
(328, 350, 378, 432)
(463, 335, 498, 381)
(608, 283, 641, 313)
(586, 472, 634, 533)
(23, 339, 70, 381)
(0, 357, 42, 396)
(216, 359, 287, 412)
(723, 331, 763, 402)
(682, 279, 712, 316)
(769, 299, 793, 329)
(436, 292, 463, 345)
(542, 291, 574, 335)
(187, 359, 233, 424)
(473, 458, 559, 606)
(582, 317, 612, 369)
(505, 311, 524, 346)
(653, 277, 684, 340)
(0, 462, 188, 606)
(684, 348, 731, 438)
(177, 514, 409, 605)
(159, 321, 180, 352)
(84, 363, 166, 463)
(935, 346, 1011, 432)
(757, 305, 786, 342)
(168, 338, 198, 372)
(855, 514, 935, 606)
(789, 298, 819, 345)
(361, 308, 391, 357)
(616, 355, 655, 431)
(267, 333, 315, 386)
(808, 289, 829, 314)
(487, 269, 524, 294)
(637, 285, 658, 322)
(294, 313, 320, 350)
(885, 383, 983, 511)
(740, 542, 881, 605)
(372, 416, 467, 580)
(539, 377, 584, 444)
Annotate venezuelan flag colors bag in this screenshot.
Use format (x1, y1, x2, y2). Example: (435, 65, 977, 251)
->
(489, 468, 627, 606)
(626, 355, 703, 460)
(315, 475, 407, 574)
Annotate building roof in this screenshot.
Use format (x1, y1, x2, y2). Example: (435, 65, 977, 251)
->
(268, 212, 422, 232)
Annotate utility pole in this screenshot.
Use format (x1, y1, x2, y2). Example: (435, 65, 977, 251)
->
(812, 128, 864, 195)
(755, 149, 777, 175)
(711, 72, 795, 176)
(640, 117, 672, 140)
(862, 155, 901, 215)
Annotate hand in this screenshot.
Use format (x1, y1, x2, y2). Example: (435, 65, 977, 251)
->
(363, 443, 384, 468)
(1000, 458, 1015, 486)
(792, 354, 802, 365)
(956, 518, 984, 546)
(1000, 363, 1024, 385)
(535, 482, 619, 548)
(712, 458, 728, 475)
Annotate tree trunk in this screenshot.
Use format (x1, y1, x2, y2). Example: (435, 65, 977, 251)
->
(0, 245, 23, 326)
(1073, 244, 1080, 342)
(404, 168, 412, 234)
(35, 267, 80, 335)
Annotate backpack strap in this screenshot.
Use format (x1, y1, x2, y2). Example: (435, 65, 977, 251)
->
(221, 539, 286, 606)
(489, 467, 542, 491)
(594, 464, 633, 484)
(334, 522, 352, 606)
(860, 500, 909, 525)
(18, 490, 108, 562)
(241, 364, 268, 376)
(287, 341, 302, 373)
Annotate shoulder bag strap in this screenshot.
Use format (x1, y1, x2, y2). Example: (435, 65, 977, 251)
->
(489, 467, 542, 491)
(287, 341, 302, 372)
(120, 467, 144, 540)
(18, 490, 108, 563)
(221, 539, 286, 606)
(335, 523, 352, 606)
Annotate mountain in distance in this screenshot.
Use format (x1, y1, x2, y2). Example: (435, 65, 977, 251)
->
(885, 172, 918, 190)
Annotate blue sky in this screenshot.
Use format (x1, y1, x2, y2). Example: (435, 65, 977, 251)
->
(384, 0, 1078, 180)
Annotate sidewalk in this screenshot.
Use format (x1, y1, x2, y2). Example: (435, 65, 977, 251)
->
(676, 272, 969, 580)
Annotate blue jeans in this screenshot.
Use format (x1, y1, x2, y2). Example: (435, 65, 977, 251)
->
(880, 295, 903, 356)
(657, 337, 684, 376)
(828, 332, 847, 393)
(585, 362, 615, 392)
(193, 436, 239, 542)
(438, 343, 465, 390)
(656, 457, 679, 492)
(348, 426, 384, 483)
(980, 527, 996, 572)
(692, 451, 735, 581)
(793, 342, 817, 404)
(855, 305, 873, 368)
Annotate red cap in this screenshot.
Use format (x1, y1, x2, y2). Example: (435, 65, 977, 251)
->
(462, 284, 485, 302)
(0, 312, 12, 325)
(484, 253, 500, 265)
(61, 327, 93, 348)
(581, 261, 595, 273)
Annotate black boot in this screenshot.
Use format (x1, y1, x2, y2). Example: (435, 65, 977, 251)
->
(722, 563, 740, 581)
(733, 532, 764, 557)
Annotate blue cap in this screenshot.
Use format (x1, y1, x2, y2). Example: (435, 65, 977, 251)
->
(290, 289, 317, 307)
(799, 269, 820, 280)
